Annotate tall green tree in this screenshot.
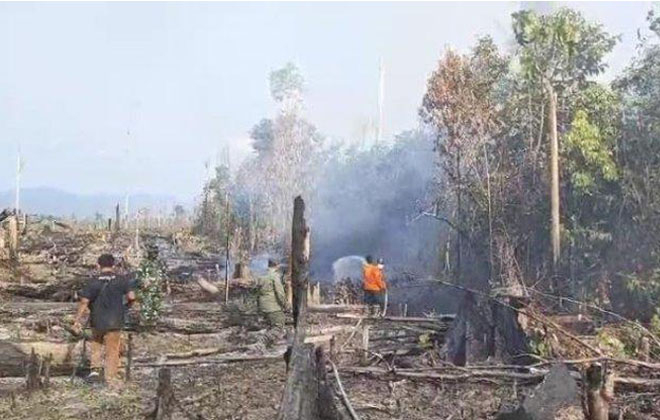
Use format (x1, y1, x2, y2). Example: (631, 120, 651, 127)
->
(420, 37, 509, 286)
(512, 8, 617, 269)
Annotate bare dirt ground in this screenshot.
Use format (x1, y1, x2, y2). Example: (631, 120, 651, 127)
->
(1, 222, 659, 419)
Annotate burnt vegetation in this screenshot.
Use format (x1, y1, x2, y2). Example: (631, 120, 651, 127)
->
(2, 6, 660, 420)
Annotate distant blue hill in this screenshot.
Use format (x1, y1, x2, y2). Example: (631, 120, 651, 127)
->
(0, 187, 185, 219)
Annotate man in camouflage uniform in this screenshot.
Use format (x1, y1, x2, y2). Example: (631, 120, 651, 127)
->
(255, 259, 289, 327)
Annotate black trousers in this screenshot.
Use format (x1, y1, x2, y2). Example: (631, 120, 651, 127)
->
(363, 290, 384, 311)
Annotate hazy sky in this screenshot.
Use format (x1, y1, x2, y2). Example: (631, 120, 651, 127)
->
(0, 1, 652, 202)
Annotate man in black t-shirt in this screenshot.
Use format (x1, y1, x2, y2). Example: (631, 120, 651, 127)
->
(72, 253, 135, 387)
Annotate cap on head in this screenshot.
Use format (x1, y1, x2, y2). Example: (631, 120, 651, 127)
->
(97, 253, 115, 268)
(377, 258, 384, 265)
(365, 255, 373, 264)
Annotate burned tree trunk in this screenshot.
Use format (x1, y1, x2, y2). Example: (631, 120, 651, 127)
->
(25, 348, 42, 392)
(43, 353, 52, 388)
(0, 340, 82, 377)
(291, 196, 310, 329)
(277, 196, 343, 420)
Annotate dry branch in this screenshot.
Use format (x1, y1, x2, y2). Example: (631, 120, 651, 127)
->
(329, 361, 361, 420)
(339, 365, 660, 391)
(309, 304, 366, 313)
(135, 352, 285, 368)
(336, 313, 455, 323)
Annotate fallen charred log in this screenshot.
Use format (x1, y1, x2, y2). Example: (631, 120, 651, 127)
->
(0, 340, 82, 377)
(0, 280, 84, 301)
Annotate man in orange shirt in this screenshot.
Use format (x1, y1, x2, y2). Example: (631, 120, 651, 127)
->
(363, 255, 386, 316)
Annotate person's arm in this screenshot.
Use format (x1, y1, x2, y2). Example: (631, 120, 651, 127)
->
(126, 290, 137, 307)
(72, 298, 90, 334)
(124, 276, 137, 307)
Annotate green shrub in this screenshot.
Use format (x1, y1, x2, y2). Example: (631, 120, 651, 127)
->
(136, 258, 165, 327)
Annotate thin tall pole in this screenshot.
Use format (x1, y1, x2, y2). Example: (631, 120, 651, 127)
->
(135, 210, 140, 252)
(124, 193, 130, 229)
(224, 148, 231, 303)
(456, 152, 462, 282)
(224, 235, 229, 303)
(224, 190, 230, 303)
(15, 147, 22, 215)
(484, 144, 494, 286)
(546, 81, 561, 270)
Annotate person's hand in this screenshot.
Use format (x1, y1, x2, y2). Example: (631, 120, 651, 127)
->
(71, 320, 82, 336)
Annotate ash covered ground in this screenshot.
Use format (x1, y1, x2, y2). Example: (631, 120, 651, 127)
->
(0, 220, 658, 420)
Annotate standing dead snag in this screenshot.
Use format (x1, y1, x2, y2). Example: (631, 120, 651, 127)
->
(291, 196, 310, 329)
(361, 325, 370, 365)
(278, 196, 343, 420)
(639, 337, 650, 363)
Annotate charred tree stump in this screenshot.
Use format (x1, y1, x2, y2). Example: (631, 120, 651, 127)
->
(233, 262, 249, 279)
(1, 339, 84, 378)
(8, 215, 19, 270)
(330, 336, 336, 359)
(43, 353, 52, 388)
(639, 337, 650, 363)
(115, 203, 121, 232)
(21, 213, 28, 235)
(313, 283, 321, 306)
(584, 363, 613, 420)
(442, 292, 530, 366)
(361, 325, 370, 365)
(25, 348, 42, 392)
(277, 196, 343, 420)
(149, 368, 175, 420)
